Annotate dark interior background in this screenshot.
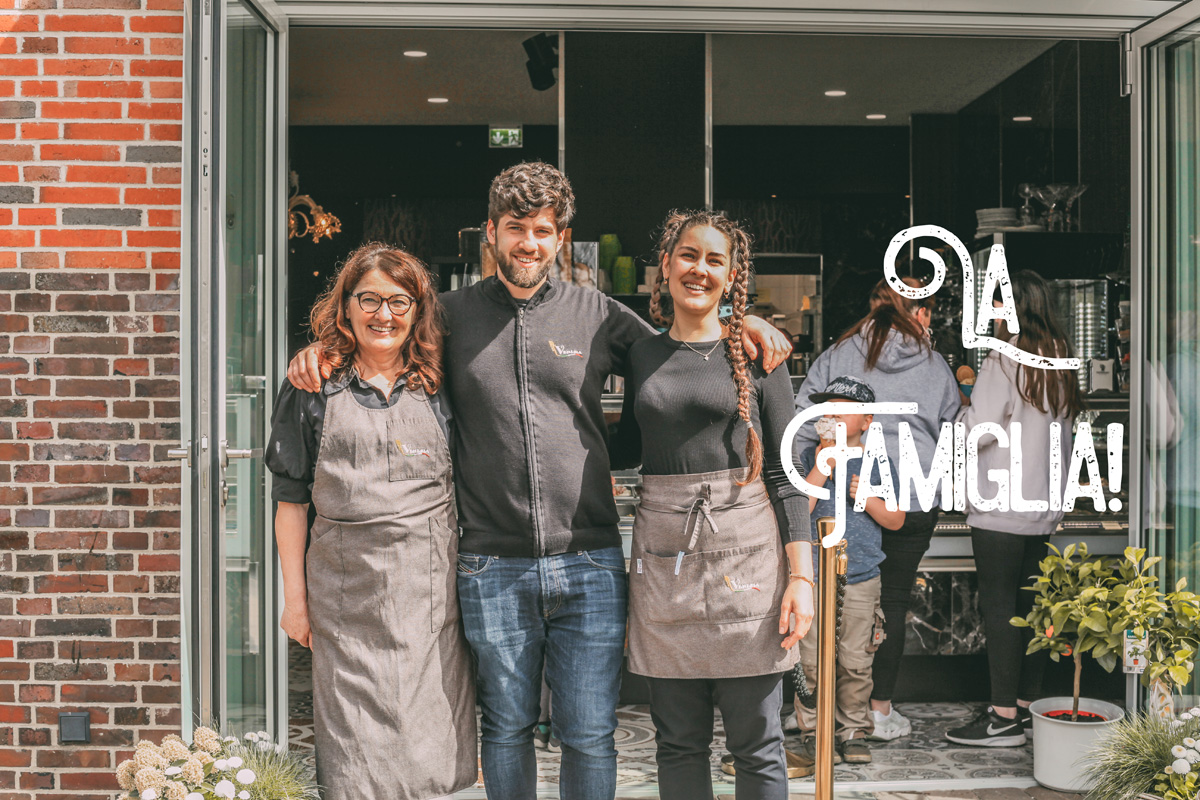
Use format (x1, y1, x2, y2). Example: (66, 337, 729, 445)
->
(286, 33, 1131, 706)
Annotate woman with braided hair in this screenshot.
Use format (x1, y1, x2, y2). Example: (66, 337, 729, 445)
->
(611, 210, 815, 800)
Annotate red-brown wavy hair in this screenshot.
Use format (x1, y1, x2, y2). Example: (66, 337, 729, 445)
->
(308, 243, 444, 394)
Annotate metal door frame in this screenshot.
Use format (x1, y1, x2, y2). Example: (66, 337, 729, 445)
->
(1125, 0, 1200, 715)
(183, 0, 289, 737)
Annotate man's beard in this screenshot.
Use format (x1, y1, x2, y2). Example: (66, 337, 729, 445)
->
(496, 247, 555, 289)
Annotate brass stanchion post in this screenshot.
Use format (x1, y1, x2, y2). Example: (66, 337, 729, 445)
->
(814, 517, 846, 800)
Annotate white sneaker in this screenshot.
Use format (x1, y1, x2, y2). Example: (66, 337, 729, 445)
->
(782, 711, 801, 733)
(867, 707, 912, 741)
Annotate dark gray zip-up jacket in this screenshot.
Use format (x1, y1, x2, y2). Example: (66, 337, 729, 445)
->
(441, 275, 652, 557)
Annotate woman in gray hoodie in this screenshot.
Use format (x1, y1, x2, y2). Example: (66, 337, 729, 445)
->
(793, 276, 960, 742)
(945, 270, 1084, 748)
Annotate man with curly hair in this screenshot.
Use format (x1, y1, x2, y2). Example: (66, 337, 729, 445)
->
(288, 162, 791, 800)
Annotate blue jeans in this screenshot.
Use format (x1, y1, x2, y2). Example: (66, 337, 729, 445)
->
(457, 547, 628, 800)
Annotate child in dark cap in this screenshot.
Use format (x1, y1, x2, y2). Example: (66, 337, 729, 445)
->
(792, 375, 905, 765)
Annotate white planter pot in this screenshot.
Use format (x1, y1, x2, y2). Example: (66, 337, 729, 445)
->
(1029, 696, 1125, 793)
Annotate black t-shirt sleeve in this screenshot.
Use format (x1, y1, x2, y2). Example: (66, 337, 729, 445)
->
(604, 297, 655, 376)
(266, 380, 322, 504)
(757, 365, 811, 543)
(608, 371, 643, 471)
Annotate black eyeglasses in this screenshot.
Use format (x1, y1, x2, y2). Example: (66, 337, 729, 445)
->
(350, 291, 415, 315)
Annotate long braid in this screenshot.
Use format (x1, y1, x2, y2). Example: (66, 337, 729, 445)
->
(648, 270, 671, 328)
(650, 212, 689, 328)
(723, 226, 763, 485)
(654, 209, 763, 486)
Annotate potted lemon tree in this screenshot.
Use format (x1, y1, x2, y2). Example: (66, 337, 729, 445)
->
(1012, 543, 1130, 792)
(1014, 545, 1200, 792)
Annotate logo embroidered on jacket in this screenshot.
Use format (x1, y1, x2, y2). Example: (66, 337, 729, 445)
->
(395, 440, 432, 458)
(724, 575, 762, 593)
(548, 339, 584, 358)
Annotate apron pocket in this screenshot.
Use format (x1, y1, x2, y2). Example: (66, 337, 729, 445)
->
(639, 542, 778, 626)
(386, 416, 444, 481)
(429, 518, 459, 634)
(305, 523, 343, 640)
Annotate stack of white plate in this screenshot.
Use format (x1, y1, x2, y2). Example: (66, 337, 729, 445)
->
(975, 207, 1017, 238)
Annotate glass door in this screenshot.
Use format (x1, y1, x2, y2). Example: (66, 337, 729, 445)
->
(222, 0, 272, 733)
(1132, 0, 1200, 694)
(185, 0, 286, 737)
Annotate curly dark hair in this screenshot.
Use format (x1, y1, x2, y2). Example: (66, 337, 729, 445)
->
(488, 162, 576, 229)
(308, 242, 445, 394)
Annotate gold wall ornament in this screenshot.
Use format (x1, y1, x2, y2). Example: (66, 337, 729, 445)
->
(288, 170, 341, 243)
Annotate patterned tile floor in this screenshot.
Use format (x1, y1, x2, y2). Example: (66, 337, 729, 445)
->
(288, 643, 1046, 797)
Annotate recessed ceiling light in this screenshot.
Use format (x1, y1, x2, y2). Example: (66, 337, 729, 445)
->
(824, 90, 847, 97)
(428, 97, 449, 104)
(403, 50, 427, 58)
(866, 114, 887, 120)
(1013, 116, 1033, 122)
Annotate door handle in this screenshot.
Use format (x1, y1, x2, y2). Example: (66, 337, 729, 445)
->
(219, 440, 260, 470)
(167, 445, 191, 467)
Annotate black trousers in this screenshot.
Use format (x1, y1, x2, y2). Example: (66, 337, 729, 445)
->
(971, 527, 1051, 707)
(870, 508, 937, 703)
(646, 673, 787, 800)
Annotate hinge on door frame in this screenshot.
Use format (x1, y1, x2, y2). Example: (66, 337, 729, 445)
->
(1120, 32, 1134, 98)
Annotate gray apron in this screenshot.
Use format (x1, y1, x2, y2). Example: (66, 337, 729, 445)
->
(307, 385, 477, 800)
(628, 468, 800, 679)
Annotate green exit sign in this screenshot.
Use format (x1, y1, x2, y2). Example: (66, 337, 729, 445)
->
(489, 125, 523, 148)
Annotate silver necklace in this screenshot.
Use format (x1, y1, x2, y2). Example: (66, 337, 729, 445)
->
(679, 338, 724, 360)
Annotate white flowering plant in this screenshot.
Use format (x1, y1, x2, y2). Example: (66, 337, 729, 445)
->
(1085, 709, 1200, 800)
(1154, 727, 1200, 800)
(114, 727, 317, 800)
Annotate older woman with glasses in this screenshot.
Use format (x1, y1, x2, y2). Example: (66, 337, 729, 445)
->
(266, 243, 476, 800)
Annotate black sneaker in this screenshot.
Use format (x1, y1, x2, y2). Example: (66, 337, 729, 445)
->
(945, 707, 1027, 747)
(1018, 707, 1033, 739)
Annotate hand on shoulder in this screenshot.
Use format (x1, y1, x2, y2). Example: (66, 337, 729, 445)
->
(287, 343, 331, 393)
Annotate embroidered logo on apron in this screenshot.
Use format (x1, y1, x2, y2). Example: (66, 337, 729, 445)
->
(395, 440, 433, 458)
(548, 339, 584, 358)
(724, 575, 762, 593)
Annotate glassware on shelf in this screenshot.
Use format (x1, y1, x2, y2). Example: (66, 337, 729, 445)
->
(1035, 184, 1073, 232)
(463, 261, 482, 288)
(1063, 184, 1089, 232)
(1016, 183, 1038, 226)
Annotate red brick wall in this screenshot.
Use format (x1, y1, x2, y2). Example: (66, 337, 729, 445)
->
(0, 0, 184, 797)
